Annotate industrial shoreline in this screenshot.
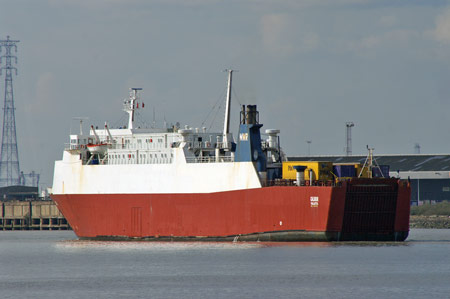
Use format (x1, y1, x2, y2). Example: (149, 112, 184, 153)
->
(409, 215, 450, 229)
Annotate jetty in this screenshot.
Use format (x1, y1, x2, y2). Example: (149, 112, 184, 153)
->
(0, 200, 70, 230)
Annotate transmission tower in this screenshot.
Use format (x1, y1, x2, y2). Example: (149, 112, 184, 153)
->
(345, 122, 354, 156)
(0, 36, 20, 186)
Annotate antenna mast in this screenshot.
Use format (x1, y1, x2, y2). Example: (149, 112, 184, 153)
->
(0, 36, 20, 186)
(72, 117, 88, 135)
(306, 140, 312, 156)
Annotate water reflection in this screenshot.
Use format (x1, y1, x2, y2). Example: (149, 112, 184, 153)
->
(54, 229, 450, 252)
(55, 240, 265, 252)
(55, 240, 411, 252)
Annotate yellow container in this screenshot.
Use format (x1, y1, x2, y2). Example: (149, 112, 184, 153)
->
(282, 161, 333, 181)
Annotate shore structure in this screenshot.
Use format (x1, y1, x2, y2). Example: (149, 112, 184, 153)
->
(0, 200, 69, 230)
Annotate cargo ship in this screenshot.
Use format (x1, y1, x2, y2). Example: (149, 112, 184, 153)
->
(51, 71, 410, 241)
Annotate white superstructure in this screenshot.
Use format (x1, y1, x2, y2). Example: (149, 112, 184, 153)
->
(53, 122, 261, 194)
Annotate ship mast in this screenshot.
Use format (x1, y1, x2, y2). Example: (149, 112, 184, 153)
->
(124, 88, 142, 129)
(223, 69, 233, 145)
(359, 146, 384, 178)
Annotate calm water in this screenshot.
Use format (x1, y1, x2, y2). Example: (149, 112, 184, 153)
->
(1, 229, 449, 299)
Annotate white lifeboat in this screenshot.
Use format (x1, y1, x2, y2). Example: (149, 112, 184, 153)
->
(87, 143, 108, 154)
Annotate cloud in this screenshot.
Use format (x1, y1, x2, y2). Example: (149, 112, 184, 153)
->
(260, 14, 319, 56)
(431, 8, 450, 44)
(261, 14, 293, 55)
(25, 72, 58, 116)
(49, 0, 370, 6)
(379, 15, 397, 27)
(251, 0, 372, 8)
(348, 29, 417, 53)
(47, 0, 221, 8)
(300, 32, 320, 52)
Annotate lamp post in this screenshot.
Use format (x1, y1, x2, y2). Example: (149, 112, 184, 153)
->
(306, 140, 312, 156)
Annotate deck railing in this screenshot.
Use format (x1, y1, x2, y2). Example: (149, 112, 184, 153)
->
(267, 179, 341, 187)
(185, 156, 234, 163)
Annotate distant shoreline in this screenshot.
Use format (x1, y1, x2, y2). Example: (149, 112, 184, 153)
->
(410, 215, 450, 229)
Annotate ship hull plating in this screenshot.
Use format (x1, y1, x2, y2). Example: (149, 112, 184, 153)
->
(51, 179, 410, 242)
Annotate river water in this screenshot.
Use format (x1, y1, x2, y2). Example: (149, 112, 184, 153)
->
(1, 229, 449, 298)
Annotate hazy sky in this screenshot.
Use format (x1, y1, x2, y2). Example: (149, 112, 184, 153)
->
(2, 0, 450, 188)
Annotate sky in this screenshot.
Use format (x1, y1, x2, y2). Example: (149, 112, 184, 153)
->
(1, 0, 450, 188)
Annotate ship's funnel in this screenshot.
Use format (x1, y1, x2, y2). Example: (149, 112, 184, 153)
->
(246, 105, 259, 125)
(236, 105, 267, 183)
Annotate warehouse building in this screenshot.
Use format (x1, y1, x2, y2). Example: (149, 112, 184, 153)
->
(288, 154, 450, 205)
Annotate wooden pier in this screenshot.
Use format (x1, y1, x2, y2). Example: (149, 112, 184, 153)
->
(0, 200, 70, 230)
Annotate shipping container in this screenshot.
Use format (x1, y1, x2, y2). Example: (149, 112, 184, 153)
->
(332, 163, 368, 179)
(332, 165, 356, 178)
(282, 161, 333, 181)
(372, 165, 390, 178)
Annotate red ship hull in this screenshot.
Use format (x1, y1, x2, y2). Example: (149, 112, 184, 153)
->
(51, 178, 411, 241)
